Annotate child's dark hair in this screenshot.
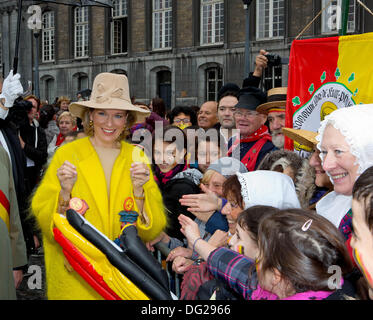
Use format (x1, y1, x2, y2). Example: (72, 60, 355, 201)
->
(169, 106, 197, 126)
(237, 205, 280, 243)
(352, 165, 373, 231)
(222, 175, 244, 209)
(152, 125, 187, 158)
(257, 208, 353, 294)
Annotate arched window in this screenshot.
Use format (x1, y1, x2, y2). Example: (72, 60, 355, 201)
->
(41, 76, 55, 103)
(74, 7, 89, 58)
(73, 72, 89, 95)
(42, 11, 55, 62)
(157, 70, 171, 110)
(205, 66, 223, 101)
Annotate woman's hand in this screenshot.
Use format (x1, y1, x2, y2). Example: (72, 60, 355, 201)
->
(145, 232, 170, 252)
(178, 214, 201, 248)
(57, 161, 77, 194)
(130, 162, 150, 195)
(179, 184, 221, 214)
(208, 230, 228, 248)
(172, 256, 194, 274)
(166, 246, 192, 262)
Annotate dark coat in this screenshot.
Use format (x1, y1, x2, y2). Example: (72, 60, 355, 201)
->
(160, 177, 200, 240)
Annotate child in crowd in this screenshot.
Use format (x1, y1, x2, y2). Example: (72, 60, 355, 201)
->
(228, 205, 280, 261)
(180, 205, 280, 300)
(180, 208, 363, 300)
(351, 166, 373, 299)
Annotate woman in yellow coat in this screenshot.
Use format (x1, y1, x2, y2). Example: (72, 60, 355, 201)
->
(31, 73, 167, 299)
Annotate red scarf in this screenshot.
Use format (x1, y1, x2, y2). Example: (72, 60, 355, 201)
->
(239, 124, 270, 143)
(55, 133, 65, 146)
(228, 125, 271, 155)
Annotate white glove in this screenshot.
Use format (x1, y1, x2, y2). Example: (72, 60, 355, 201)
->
(0, 70, 24, 108)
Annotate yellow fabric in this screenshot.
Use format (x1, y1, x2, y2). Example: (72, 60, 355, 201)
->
(31, 137, 167, 300)
(337, 33, 373, 104)
(53, 212, 149, 300)
(0, 204, 9, 232)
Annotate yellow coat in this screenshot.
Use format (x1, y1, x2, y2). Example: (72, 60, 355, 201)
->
(31, 137, 167, 299)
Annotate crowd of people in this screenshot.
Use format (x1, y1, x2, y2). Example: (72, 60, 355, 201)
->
(1, 49, 373, 301)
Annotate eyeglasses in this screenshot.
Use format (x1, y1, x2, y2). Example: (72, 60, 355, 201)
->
(234, 110, 259, 119)
(229, 201, 239, 208)
(173, 118, 191, 124)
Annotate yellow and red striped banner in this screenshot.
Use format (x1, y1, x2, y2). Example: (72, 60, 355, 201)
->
(285, 32, 373, 150)
(0, 190, 10, 231)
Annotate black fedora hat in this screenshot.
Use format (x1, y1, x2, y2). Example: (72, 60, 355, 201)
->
(234, 86, 267, 111)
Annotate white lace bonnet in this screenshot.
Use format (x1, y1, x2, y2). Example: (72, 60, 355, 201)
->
(316, 104, 373, 175)
(235, 170, 301, 210)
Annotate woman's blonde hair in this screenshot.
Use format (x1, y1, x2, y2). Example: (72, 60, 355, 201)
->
(82, 108, 137, 141)
(57, 96, 71, 106)
(200, 169, 215, 187)
(57, 111, 77, 127)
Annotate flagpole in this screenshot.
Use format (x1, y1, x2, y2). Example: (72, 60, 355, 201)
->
(13, 0, 23, 74)
(339, 0, 350, 36)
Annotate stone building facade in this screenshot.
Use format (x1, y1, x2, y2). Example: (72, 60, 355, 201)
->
(0, 0, 372, 110)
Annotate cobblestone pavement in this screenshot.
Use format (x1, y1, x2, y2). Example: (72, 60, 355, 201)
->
(16, 249, 46, 300)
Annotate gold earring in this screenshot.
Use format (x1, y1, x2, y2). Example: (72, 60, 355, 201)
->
(89, 120, 93, 127)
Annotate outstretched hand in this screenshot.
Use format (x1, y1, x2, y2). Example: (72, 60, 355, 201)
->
(179, 184, 221, 214)
(178, 214, 201, 248)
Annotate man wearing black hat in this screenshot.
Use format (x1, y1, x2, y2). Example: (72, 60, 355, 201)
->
(227, 86, 276, 171)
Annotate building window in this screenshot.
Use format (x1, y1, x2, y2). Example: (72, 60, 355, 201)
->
(206, 67, 223, 101)
(262, 65, 282, 91)
(42, 11, 55, 62)
(111, 0, 128, 54)
(200, 0, 224, 45)
(44, 77, 55, 103)
(256, 0, 285, 39)
(153, 0, 172, 50)
(74, 7, 89, 58)
(321, 0, 356, 34)
(157, 70, 171, 110)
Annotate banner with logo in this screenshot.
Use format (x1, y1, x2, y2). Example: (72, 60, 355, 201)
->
(285, 32, 373, 152)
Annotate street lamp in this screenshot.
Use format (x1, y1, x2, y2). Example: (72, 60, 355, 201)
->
(242, 0, 254, 78)
(32, 29, 42, 98)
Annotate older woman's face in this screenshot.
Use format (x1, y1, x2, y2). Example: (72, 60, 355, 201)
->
(205, 171, 226, 197)
(90, 109, 127, 147)
(58, 116, 75, 137)
(221, 192, 244, 235)
(320, 125, 359, 195)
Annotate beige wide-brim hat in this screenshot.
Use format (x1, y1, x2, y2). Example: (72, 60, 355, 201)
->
(282, 127, 317, 149)
(69, 72, 150, 119)
(256, 87, 287, 115)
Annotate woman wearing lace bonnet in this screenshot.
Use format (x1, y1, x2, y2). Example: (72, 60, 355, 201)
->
(315, 104, 373, 241)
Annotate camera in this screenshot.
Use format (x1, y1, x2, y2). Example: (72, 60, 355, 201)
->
(265, 53, 282, 67)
